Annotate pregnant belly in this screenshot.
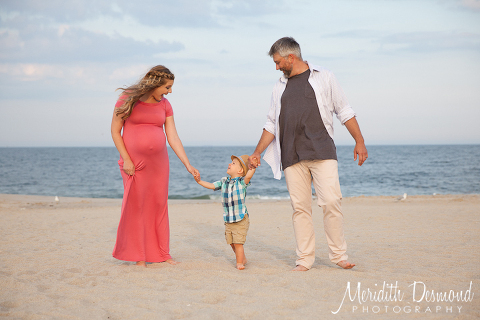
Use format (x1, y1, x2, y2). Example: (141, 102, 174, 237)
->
(123, 126, 167, 159)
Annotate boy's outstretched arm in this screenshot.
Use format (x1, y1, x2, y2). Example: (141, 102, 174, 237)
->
(243, 168, 256, 185)
(195, 174, 216, 190)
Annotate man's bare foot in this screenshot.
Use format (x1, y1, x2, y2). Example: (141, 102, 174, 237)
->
(336, 260, 355, 269)
(135, 261, 146, 267)
(292, 265, 309, 271)
(236, 263, 245, 270)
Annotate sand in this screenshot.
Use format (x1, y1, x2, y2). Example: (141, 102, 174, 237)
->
(0, 193, 479, 319)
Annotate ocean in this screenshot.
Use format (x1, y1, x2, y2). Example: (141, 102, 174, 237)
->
(0, 145, 479, 200)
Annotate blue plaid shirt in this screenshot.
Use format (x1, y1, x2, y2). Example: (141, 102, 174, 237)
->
(213, 176, 251, 223)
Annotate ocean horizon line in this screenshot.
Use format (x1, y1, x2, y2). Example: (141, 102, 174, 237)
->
(1, 143, 480, 149)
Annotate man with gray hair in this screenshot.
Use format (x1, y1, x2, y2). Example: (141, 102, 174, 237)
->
(249, 37, 368, 271)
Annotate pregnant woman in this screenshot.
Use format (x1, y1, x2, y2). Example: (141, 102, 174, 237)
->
(111, 65, 198, 267)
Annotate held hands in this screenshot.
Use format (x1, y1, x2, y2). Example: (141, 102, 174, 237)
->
(186, 165, 200, 181)
(248, 153, 261, 170)
(193, 171, 201, 183)
(193, 171, 215, 190)
(185, 163, 201, 183)
(353, 142, 368, 166)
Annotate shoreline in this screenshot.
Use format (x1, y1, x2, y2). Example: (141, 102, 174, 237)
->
(1, 193, 479, 319)
(1, 192, 479, 204)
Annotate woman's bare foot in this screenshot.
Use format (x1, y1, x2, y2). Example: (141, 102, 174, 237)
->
(292, 265, 309, 271)
(147, 259, 180, 268)
(135, 261, 146, 267)
(336, 260, 355, 269)
(165, 259, 180, 265)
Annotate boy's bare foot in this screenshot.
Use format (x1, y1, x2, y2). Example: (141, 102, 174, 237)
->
(292, 265, 309, 271)
(135, 261, 146, 267)
(336, 260, 355, 269)
(232, 243, 246, 270)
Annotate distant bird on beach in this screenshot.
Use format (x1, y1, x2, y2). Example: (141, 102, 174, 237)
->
(55, 196, 59, 203)
(396, 193, 407, 201)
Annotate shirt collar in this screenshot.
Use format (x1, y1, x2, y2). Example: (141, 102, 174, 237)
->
(226, 176, 241, 183)
(280, 61, 320, 83)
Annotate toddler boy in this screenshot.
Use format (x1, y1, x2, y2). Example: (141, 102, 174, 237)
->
(194, 155, 256, 270)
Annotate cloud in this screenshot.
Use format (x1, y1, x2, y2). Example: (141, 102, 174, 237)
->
(212, 0, 282, 17)
(379, 31, 480, 53)
(460, 0, 480, 11)
(0, 63, 66, 81)
(108, 64, 153, 81)
(0, 21, 184, 63)
(319, 29, 480, 55)
(0, 0, 117, 23)
(323, 30, 382, 39)
(0, 62, 153, 102)
(0, 0, 283, 29)
(114, 0, 221, 28)
(1, 0, 220, 28)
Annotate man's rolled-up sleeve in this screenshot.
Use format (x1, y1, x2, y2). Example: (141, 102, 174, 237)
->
(329, 72, 356, 124)
(337, 105, 356, 125)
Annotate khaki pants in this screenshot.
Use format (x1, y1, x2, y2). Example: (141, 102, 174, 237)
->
(284, 159, 347, 269)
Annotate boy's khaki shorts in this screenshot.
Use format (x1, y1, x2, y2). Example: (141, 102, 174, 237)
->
(224, 214, 249, 245)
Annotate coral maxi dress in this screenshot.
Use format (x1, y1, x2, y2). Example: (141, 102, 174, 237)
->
(113, 97, 173, 262)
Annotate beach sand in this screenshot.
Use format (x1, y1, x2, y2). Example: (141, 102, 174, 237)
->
(0, 193, 479, 319)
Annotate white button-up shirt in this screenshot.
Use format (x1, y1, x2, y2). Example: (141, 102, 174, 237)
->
(263, 62, 356, 180)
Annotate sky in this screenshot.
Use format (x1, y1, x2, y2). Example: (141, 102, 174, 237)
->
(0, 0, 479, 147)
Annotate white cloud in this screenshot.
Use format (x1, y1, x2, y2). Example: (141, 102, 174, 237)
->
(1, 0, 284, 29)
(211, 0, 282, 17)
(108, 65, 153, 81)
(379, 31, 480, 53)
(461, 0, 480, 11)
(0, 0, 118, 23)
(57, 25, 70, 37)
(0, 23, 184, 63)
(0, 63, 64, 81)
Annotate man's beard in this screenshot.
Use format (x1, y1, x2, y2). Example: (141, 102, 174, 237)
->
(282, 68, 291, 77)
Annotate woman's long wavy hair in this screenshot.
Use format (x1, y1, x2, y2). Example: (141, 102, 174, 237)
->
(116, 65, 175, 120)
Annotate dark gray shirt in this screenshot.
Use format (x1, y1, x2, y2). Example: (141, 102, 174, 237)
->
(279, 69, 337, 170)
